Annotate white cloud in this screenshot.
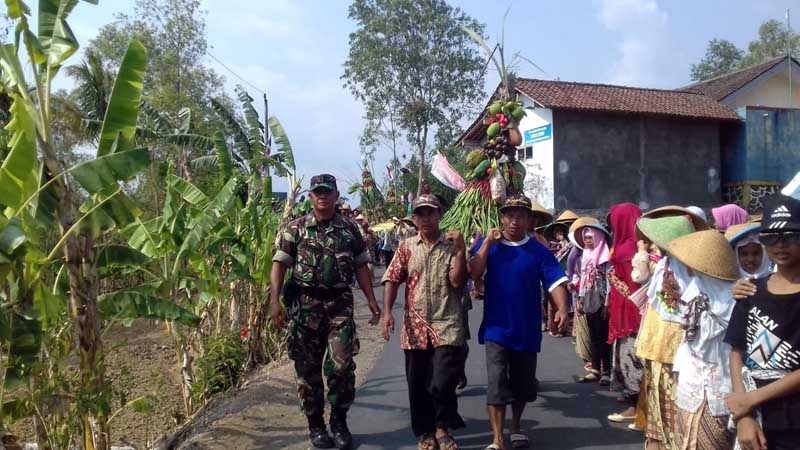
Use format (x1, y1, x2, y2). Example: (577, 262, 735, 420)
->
(593, 0, 683, 88)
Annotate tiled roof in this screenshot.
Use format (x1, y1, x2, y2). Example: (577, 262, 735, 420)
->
(460, 78, 739, 143)
(680, 56, 794, 101)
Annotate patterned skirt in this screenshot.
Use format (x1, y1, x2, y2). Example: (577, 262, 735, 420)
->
(637, 360, 681, 449)
(611, 335, 644, 398)
(675, 400, 734, 450)
(574, 313, 592, 363)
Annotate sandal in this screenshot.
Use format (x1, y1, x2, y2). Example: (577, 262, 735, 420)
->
(583, 362, 594, 372)
(510, 433, 530, 448)
(437, 433, 459, 450)
(418, 433, 437, 450)
(577, 373, 599, 383)
(483, 445, 501, 450)
(599, 375, 611, 386)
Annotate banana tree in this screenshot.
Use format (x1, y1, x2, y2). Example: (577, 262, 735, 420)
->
(0, 2, 195, 449)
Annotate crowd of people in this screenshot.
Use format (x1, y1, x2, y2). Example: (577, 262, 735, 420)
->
(270, 172, 800, 450)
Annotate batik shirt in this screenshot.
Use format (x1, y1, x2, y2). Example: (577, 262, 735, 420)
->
(381, 235, 466, 350)
(274, 213, 370, 289)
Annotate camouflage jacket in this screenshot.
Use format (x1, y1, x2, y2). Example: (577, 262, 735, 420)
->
(274, 212, 370, 289)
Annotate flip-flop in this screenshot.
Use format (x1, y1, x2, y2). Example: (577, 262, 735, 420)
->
(599, 375, 611, 386)
(483, 445, 500, 450)
(510, 433, 530, 449)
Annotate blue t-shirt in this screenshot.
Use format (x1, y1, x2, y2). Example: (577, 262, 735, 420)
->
(473, 235, 568, 353)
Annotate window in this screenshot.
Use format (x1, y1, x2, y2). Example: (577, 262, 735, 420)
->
(517, 146, 533, 160)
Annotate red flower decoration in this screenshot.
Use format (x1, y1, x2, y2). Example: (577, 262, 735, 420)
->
(240, 327, 249, 339)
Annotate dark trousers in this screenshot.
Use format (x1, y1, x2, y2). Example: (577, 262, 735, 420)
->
(404, 344, 466, 437)
(586, 311, 611, 376)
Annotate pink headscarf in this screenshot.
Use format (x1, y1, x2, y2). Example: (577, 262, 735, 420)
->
(580, 226, 610, 290)
(711, 204, 748, 232)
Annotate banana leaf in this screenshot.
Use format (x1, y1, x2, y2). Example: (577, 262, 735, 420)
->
(167, 173, 209, 207)
(0, 217, 26, 256)
(4, 312, 42, 390)
(70, 147, 150, 194)
(38, 0, 98, 69)
(5, 0, 31, 19)
(96, 245, 149, 273)
(213, 130, 234, 181)
(236, 86, 264, 155)
(124, 217, 160, 258)
(99, 288, 200, 327)
(0, 96, 39, 210)
(97, 39, 147, 157)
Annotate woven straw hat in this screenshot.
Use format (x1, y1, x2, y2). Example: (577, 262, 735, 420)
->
(530, 200, 554, 226)
(636, 216, 695, 248)
(724, 222, 760, 245)
(571, 217, 610, 249)
(555, 209, 579, 224)
(665, 230, 740, 281)
(569, 216, 600, 233)
(643, 205, 709, 231)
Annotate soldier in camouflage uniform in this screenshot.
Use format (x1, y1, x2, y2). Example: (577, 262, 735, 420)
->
(271, 174, 381, 450)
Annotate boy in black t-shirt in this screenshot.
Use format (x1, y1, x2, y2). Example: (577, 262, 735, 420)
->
(725, 193, 800, 450)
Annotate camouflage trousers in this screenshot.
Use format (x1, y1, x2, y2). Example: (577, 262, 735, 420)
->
(287, 290, 359, 420)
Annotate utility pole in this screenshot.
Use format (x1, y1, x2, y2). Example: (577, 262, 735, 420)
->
(263, 93, 270, 177)
(788, 9, 794, 108)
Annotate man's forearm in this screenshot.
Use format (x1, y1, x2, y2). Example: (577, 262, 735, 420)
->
(469, 244, 489, 280)
(551, 285, 569, 312)
(355, 265, 377, 303)
(450, 251, 467, 289)
(383, 282, 399, 314)
(751, 369, 800, 407)
(270, 262, 287, 307)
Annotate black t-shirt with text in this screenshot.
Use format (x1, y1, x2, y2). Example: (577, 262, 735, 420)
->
(725, 276, 800, 430)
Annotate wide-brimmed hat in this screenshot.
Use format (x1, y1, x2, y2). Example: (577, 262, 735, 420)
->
(530, 200, 554, 226)
(572, 218, 609, 249)
(665, 230, 740, 281)
(500, 194, 533, 213)
(643, 205, 709, 232)
(760, 193, 800, 233)
(636, 216, 695, 249)
(355, 214, 366, 221)
(724, 223, 761, 245)
(569, 217, 600, 234)
(555, 210, 579, 224)
(544, 221, 570, 240)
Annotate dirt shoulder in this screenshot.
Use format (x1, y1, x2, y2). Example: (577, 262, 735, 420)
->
(162, 282, 387, 450)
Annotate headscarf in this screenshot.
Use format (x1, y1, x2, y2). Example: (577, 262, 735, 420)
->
(686, 206, 707, 223)
(734, 231, 772, 280)
(579, 227, 610, 291)
(607, 203, 643, 342)
(711, 204, 748, 232)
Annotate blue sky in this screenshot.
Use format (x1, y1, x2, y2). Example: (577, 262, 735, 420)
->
(59, 0, 796, 194)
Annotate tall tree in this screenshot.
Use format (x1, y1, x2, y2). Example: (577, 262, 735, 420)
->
(343, 0, 485, 196)
(740, 19, 800, 68)
(690, 39, 744, 81)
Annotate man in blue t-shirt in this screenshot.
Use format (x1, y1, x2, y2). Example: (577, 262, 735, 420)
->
(469, 194, 569, 450)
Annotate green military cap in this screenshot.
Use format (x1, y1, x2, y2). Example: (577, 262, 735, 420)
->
(310, 174, 338, 192)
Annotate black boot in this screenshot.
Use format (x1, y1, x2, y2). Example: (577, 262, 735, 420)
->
(309, 428, 334, 449)
(330, 410, 352, 450)
(308, 415, 334, 449)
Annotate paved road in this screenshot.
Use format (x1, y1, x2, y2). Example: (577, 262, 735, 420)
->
(348, 299, 644, 450)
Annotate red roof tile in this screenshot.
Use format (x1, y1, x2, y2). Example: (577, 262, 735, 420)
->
(460, 78, 739, 144)
(680, 56, 794, 101)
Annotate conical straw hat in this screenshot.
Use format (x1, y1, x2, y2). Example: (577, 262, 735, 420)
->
(643, 205, 709, 232)
(665, 230, 740, 281)
(636, 216, 695, 249)
(555, 210, 579, 224)
(569, 216, 600, 234)
(724, 223, 760, 245)
(530, 200, 554, 226)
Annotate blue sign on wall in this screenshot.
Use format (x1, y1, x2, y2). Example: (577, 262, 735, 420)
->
(524, 124, 552, 145)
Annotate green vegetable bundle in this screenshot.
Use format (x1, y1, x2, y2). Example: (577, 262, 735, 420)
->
(439, 180, 501, 236)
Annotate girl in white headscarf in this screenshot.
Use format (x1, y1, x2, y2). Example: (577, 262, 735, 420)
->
(725, 224, 773, 280)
